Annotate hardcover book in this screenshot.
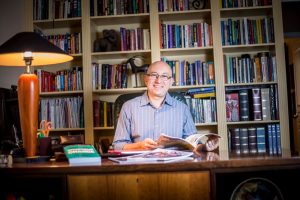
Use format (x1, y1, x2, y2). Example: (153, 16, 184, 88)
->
(239, 89, 250, 121)
(251, 88, 262, 121)
(226, 93, 240, 122)
(229, 128, 241, 154)
(63, 144, 101, 165)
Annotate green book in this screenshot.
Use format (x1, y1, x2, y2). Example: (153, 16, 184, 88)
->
(63, 144, 101, 165)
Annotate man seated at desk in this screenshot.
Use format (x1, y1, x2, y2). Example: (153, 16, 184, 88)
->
(113, 61, 219, 152)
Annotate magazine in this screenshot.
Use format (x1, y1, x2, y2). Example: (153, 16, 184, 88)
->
(108, 148, 193, 164)
(156, 133, 221, 151)
(63, 144, 101, 166)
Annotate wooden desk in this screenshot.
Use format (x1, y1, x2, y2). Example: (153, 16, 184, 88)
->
(1, 154, 300, 200)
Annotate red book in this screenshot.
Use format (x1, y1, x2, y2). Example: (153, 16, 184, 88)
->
(226, 93, 240, 122)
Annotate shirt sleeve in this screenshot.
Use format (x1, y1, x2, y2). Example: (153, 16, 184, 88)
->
(182, 105, 197, 139)
(112, 103, 133, 150)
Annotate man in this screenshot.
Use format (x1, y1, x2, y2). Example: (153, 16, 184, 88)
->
(113, 61, 219, 151)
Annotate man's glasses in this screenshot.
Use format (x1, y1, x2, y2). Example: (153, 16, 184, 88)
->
(145, 73, 172, 81)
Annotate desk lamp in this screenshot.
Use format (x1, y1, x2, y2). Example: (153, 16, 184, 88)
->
(0, 32, 73, 157)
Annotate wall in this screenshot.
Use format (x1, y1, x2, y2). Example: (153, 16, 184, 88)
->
(0, 0, 26, 89)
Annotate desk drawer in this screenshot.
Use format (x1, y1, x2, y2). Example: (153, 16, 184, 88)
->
(68, 171, 210, 200)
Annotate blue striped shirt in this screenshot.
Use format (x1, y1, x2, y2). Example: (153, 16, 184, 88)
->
(113, 92, 197, 150)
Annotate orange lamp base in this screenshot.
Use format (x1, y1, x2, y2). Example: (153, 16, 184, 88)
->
(18, 73, 39, 157)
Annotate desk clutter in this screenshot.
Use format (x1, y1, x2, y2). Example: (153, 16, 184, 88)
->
(7, 134, 85, 163)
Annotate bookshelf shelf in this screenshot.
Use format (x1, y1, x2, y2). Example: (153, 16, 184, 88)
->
(38, 128, 85, 132)
(159, 9, 211, 20)
(91, 50, 151, 60)
(91, 13, 149, 24)
(40, 90, 84, 96)
(227, 120, 280, 125)
(94, 127, 114, 130)
(220, 6, 272, 18)
(160, 47, 213, 56)
(33, 17, 82, 29)
(225, 82, 278, 87)
(93, 88, 147, 95)
(195, 122, 218, 127)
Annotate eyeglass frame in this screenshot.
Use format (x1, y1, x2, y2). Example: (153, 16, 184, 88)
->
(145, 73, 172, 81)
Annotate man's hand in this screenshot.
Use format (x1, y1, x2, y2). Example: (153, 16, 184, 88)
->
(123, 138, 158, 150)
(205, 135, 220, 152)
(140, 138, 158, 150)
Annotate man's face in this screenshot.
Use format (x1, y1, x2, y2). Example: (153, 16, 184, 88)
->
(144, 62, 174, 98)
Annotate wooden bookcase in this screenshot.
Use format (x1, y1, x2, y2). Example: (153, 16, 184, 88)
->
(24, 0, 290, 158)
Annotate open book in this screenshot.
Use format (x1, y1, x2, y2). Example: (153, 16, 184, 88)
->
(156, 133, 221, 152)
(108, 148, 193, 164)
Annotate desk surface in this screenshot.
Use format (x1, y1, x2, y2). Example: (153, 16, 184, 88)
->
(2, 153, 300, 175)
(2, 153, 300, 200)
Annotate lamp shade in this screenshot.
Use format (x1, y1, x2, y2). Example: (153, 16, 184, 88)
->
(0, 32, 73, 66)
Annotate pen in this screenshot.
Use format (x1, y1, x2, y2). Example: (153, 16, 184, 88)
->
(107, 150, 122, 155)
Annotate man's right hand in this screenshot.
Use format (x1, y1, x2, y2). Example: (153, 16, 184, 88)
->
(140, 138, 158, 150)
(123, 138, 158, 150)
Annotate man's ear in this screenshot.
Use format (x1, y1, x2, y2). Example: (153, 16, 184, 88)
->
(144, 74, 148, 85)
(170, 77, 174, 85)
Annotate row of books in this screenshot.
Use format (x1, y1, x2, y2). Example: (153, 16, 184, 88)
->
(225, 85, 279, 122)
(221, 17, 274, 46)
(36, 67, 83, 92)
(93, 100, 114, 127)
(90, 0, 149, 16)
(224, 52, 276, 84)
(158, 0, 204, 12)
(185, 95, 217, 124)
(92, 63, 128, 90)
(120, 27, 151, 51)
(160, 22, 213, 49)
(44, 32, 82, 54)
(33, 0, 81, 20)
(228, 124, 281, 156)
(165, 59, 215, 86)
(220, 0, 272, 8)
(39, 96, 84, 129)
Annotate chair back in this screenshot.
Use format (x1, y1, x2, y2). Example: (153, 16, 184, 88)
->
(113, 92, 187, 129)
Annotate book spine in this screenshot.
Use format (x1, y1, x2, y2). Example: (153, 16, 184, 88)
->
(248, 127, 257, 154)
(261, 88, 271, 120)
(267, 124, 273, 155)
(229, 128, 241, 154)
(256, 127, 266, 153)
(251, 88, 262, 120)
(276, 124, 282, 155)
(225, 93, 240, 122)
(238, 89, 250, 121)
(240, 127, 249, 154)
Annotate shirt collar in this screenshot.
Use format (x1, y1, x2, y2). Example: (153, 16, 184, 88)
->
(140, 92, 174, 107)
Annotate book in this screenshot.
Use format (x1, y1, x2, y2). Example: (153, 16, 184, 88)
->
(108, 148, 194, 164)
(229, 128, 241, 154)
(238, 89, 250, 121)
(225, 93, 240, 122)
(63, 144, 101, 165)
(156, 133, 221, 152)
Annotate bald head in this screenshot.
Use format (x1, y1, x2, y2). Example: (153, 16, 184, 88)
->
(147, 61, 172, 76)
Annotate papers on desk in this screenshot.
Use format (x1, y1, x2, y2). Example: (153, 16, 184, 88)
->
(108, 148, 194, 164)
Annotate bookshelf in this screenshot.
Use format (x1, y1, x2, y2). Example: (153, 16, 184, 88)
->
(25, 0, 290, 158)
